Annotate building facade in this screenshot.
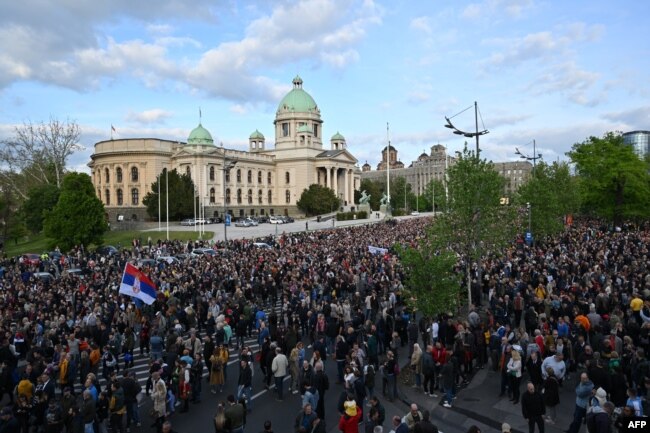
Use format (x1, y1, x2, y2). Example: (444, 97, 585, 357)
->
(623, 130, 650, 159)
(360, 144, 531, 197)
(89, 76, 361, 222)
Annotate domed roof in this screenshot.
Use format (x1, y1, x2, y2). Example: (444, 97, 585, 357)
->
(187, 123, 214, 146)
(362, 160, 371, 167)
(249, 129, 265, 139)
(331, 131, 345, 141)
(277, 76, 318, 113)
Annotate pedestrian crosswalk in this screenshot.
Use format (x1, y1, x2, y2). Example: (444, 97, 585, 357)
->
(70, 301, 284, 395)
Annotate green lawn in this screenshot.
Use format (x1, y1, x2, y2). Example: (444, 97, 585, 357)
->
(2, 230, 214, 258)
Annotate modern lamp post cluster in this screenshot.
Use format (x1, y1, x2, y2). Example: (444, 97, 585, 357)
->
(515, 140, 542, 244)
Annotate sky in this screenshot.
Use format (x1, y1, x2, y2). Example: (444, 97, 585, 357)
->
(1, 0, 649, 174)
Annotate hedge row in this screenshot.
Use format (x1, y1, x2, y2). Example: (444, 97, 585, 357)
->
(336, 211, 368, 221)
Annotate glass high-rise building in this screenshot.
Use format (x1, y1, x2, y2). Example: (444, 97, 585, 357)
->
(623, 130, 650, 159)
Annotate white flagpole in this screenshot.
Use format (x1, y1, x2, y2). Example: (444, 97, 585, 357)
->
(166, 166, 169, 240)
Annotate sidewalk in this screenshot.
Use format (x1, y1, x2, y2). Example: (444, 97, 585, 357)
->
(398, 366, 579, 433)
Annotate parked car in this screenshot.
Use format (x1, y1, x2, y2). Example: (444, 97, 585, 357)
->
(180, 218, 195, 226)
(253, 242, 273, 249)
(33, 272, 55, 282)
(410, 211, 420, 216)
(138, 258, 157, 268)
(194, 218, 207, 225)
(256, 215, 270, 224)
(21, 253, 41, 266)
(208, 217, 223, 224)
(235, 218, 257, 227)
(191, 248, 217, 258)
(281, 216, 295, 223)
(269, 216, 284, 224)
(96, 245, 118, 257)
(63, 268, 86, 279)
(156, 256, 179, 265)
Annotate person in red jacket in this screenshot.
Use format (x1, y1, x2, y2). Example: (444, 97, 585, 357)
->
(432, 340, 447, 391)
(338, 400, 362, 433)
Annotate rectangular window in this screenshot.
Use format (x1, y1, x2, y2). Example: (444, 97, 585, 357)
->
(282, 123, 289, 137)
(313, 124, 318, 137)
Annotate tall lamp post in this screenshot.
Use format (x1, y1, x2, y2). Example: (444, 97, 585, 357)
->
(444, 101, 489, 159)
(515, 140, 542, 245)
(223, 159, 237, 244)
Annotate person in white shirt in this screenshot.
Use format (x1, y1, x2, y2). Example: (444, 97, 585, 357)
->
(430, 321, 439, 343)
(271, 347, 289, 401)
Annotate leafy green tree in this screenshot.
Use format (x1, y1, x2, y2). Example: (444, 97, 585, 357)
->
(516, 161, 579, 239)
(567, 132, 650, 225)
(21, 183, 61, 233)
(398, 231, 461, 318)
(390, 176, 414, 212)
(297, 184, 340, 216)
(143, 169, 196, 220)
(420, 179, 447, 212)
(44, 172, 108, 251)
(436, 146, 518, 307)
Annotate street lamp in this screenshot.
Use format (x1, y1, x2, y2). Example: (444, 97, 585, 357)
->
(223, 159, 237, 244)
(515, 139, 542, 175)
(444, 101, 489, 159)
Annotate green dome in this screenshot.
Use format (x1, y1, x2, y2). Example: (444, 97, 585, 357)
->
(331, 131, 345, 141)
(249, 129, 265, 139)
(277, 76, 318, 113)
(187, 123, 214, 146)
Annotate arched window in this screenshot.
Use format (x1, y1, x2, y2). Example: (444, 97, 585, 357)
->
(285, 189, 291, 204)
(117, 189, 123, 205)
(268, 190, 272, 204)
(267, 172, 272, 185)
(209, 188, 215, 203)
(225, 169, 231, 182)
(236, 169, 242, 183)
(237, 189, 242, 204)
(209, 166, 215, 181)
(285, 171, 290, 184)
(258, 171, 262, 184)
(186, 166, 191, 177)
(258, 189, 263, 204)
(116, 167, 123, 183)
(247, 189, 253, 204)
(105, 168, 110, 183)
(247, 170, 252, 183)
(131, 167, 139, 182)
(105, 189, 110, 205)
(225, 188, 231, 204)
(131, 188, 139, 205)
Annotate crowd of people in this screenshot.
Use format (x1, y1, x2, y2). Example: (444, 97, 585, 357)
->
(0, 217, 649, 433)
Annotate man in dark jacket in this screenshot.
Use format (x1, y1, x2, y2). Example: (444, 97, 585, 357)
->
(586, 401, 613, 433)
(81, 389, 97, 433)
(224, 394, 246, 433)
(121, 370, 141, 429)
(414, 410, 439, 433)
(237, 360, 253, 411)
(521, 382, 545, 433)
(311, 361, 329, 419)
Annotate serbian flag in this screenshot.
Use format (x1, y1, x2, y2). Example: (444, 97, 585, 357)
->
(119, 263, 157, 305)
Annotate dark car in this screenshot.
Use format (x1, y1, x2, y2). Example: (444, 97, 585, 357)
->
(96, 245, 118, 257)
(256, 216, 270, 224)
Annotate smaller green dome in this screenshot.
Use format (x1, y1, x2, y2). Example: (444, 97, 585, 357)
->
(297, 124, 312, 134)
(249, 129, 265, 140)
(187, 123, 214, 146)
(331, 131, 345, 141)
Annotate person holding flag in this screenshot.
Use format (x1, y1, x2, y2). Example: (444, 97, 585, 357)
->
(119, 263, 158, 305)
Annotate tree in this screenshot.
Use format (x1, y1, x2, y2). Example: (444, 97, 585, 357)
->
(435, 146, 518, 307)
(390, 176, 415, 212)
(398, 231, 462, 318)
(142, 169, 196, 221)
(43, 172, 108, 251)
(297, 184, 340, 216)
(516, 161, 580, 239)
(420, 179, 447, 212)
(21, 183, 61, 233)
(0, 118, 82, 199)
(567, 132, 650, 225)
(0, 189, 27, 248)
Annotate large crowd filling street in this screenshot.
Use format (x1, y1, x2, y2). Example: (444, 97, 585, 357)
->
(0, 218, 649, 433)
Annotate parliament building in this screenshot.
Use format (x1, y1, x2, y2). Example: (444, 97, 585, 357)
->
(89, 76, 361, 222)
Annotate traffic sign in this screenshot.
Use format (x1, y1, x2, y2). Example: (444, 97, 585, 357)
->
(225, 214, 231, 226)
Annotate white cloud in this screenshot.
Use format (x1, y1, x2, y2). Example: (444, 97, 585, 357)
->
(530, 62, 602, 106)
(601, 106, 650, 130)
(462, 0, 533, 20)
(410, 16, 432, 35)
(126, 109, 174, 124)
(0, 0, 382, 103)
(229, 104, 248, 115)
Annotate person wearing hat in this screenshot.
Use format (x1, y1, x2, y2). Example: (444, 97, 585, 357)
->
(338, 400, 362, 433)
(501, 423, 511, 433)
